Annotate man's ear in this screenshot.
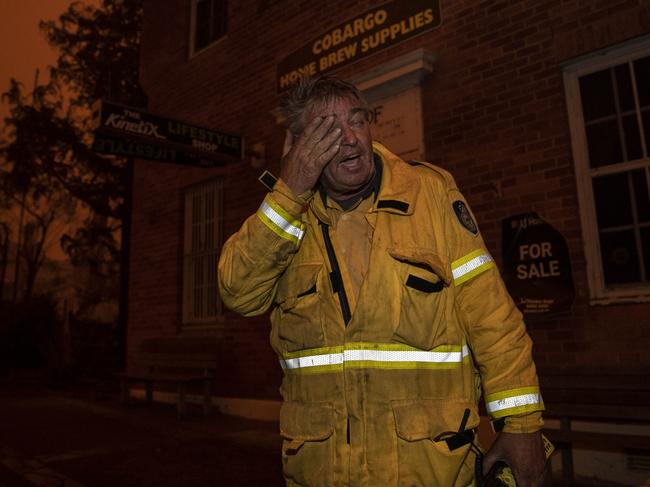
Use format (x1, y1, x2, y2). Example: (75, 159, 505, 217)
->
(282, 130, 294, 158)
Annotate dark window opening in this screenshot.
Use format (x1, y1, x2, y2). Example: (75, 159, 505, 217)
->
(579, 55, 650, 168)
(194, 0, 227, 52)
(592, 169, 650, 286)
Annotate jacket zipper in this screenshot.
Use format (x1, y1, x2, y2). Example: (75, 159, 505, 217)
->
(321, 222, 352, 447)
(320, 222, 352, 326)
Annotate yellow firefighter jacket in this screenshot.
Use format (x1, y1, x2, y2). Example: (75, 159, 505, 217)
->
(218, 142, 544, 486)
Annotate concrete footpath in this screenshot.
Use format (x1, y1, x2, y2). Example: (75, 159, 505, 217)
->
(0, 382, 283, 487)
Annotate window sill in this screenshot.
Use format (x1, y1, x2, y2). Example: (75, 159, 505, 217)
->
(189, 35, 227, 60)
(589, 290, 650, 306)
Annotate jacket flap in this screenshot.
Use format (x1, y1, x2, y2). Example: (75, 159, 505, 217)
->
(280, 401, 334, 441)
(392, 400, 479, 442)
(275, 263, 321, 305)
(388, 247, 451, 286)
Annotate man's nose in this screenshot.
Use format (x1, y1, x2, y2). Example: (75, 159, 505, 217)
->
(340, 125, 357, 145)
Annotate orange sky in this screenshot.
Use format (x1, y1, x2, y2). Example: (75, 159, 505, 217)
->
(0, 0, 87, 126)
(0, 1, 96, 262)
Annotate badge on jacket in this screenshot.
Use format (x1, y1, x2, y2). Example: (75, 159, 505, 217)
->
(453, 200, 478, 236)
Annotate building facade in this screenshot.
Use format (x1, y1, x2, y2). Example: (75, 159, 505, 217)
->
(132, 0, 650, 482)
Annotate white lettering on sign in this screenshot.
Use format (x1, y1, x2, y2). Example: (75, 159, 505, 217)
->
(311, 10, 388, 55)
(510, 215, 543, 229)
(516, 242, 560, 279)
(319, 43, 358, 71)
(124, 109, 141, 119)
(360, 9, 434, 53)
(278, 62, 317, 90)
(277, 2, 441, 93)
(105, 113, 166, 139)
(192, 139, 220, 152)
(519, 242, 552, 260)
(517, 261, 560, 279)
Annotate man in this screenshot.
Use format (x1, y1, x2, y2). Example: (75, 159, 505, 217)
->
(218, 76, 546, 486)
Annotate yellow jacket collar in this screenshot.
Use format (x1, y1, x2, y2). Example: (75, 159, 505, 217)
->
(370, 141, 418, 216)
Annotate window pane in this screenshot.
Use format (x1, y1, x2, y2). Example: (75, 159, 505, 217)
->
(599, 229, 640, 284)
(622, 114, 642, 161)
(195, 0, 212, 51)
(642, 227, 650, 280)
(615, 63, 635, 112)
(183, 178, 223, 323)
(193, 256, 203, 317)
(634, 56, 650, 108)
(194, 0, 226, 52)
(633, 169, 650, 223)
(212, 0, 227, 39)
(593, 172, 633, 228)
(580, 69, 616, 121)
(207, 254, 215, 317)
(586, 119, 623, 167)
(641, 108, 650, 153)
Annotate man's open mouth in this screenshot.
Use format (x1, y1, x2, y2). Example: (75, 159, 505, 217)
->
(341, 154, 360, 163)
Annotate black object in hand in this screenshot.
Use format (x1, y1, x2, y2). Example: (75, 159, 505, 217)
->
(478, 460, 516, 487)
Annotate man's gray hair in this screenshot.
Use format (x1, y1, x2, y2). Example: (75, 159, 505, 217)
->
(281, 76, 369, 135)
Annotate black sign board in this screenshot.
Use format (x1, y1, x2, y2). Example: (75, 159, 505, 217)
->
(92, 100, 243, 159)
(92, 133, 225, 168)
(277, 0, 441, 92)
(502, 213, 575, 317)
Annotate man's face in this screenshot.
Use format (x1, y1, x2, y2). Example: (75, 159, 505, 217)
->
(305, 95, 374, 200)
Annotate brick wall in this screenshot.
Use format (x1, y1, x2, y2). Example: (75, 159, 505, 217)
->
(130, 0, 650, 400)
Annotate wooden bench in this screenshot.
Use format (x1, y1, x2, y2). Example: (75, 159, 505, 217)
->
(539, 371, 650, 485)
(119, 350, 217, 419)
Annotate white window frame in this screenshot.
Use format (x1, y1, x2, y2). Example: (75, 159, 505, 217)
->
(189, 0, 228, 58)
(182, 178, 224, 327)
(563, 35, 650, 305)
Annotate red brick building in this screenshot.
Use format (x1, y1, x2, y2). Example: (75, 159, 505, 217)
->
(131, 0, 650, 483)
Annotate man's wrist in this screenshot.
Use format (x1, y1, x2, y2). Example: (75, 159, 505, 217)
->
(271, 178, 314, 217)
(500, 411, 544, 434)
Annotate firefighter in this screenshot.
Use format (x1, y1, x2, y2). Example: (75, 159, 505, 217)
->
(218, 76, 546, 486)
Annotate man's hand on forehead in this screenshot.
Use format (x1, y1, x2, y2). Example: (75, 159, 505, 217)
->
(280, 114, 343, 196)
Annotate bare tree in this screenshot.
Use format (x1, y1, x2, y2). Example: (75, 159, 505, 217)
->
(0, 222, 9, 300)
(1, 1, 145, 367)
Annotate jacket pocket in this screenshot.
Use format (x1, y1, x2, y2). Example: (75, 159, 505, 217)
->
(280, 401, 335, 487)
(392, 399, 480, 486)
(274, 263, 325, 353)
(388, 248, 450, 350)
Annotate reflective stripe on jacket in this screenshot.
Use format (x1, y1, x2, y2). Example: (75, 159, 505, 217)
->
(218, 142, 543, 486)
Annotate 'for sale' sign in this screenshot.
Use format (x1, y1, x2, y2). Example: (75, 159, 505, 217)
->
(502, 213, 575, 317)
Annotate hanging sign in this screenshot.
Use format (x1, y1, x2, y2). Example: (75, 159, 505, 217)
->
(92, 100, 243, 160)
(92, 133, 225, 168)
(502, 213, 575, 317)
(277, 0, 441, 92)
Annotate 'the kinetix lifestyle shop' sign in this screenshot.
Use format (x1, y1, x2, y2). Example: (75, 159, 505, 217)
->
(277, 0, 441, 92)
(92, 133, 225, 168)
(92, 100, 243, 160)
